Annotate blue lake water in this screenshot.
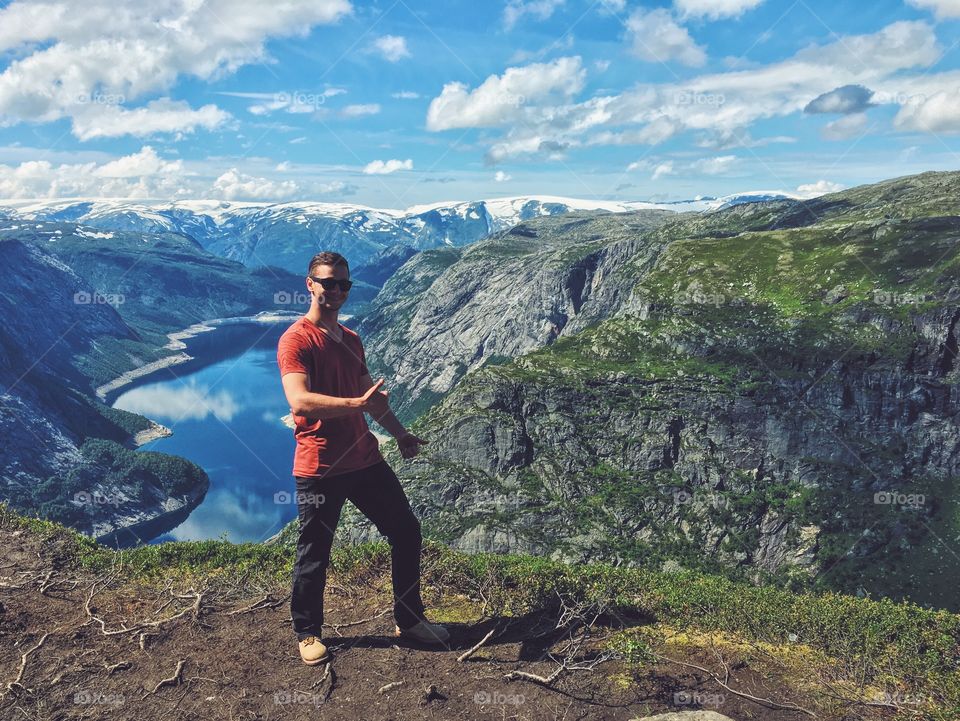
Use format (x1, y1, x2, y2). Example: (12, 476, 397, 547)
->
(111, 318, 372, 545)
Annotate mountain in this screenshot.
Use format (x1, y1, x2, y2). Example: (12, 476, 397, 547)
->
(0, 217, 309, 543)
(0, 192, 800, 279)
(355, 208, 682, 420)
(0, 235, 208, 545)
(0, 217, 305, 360)
(338, 170, 960, 612)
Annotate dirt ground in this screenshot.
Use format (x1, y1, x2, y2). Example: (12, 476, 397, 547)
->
(0, 526, 897, 721)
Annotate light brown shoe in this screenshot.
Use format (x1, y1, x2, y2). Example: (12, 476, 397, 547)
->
(297, 635, 329, 665)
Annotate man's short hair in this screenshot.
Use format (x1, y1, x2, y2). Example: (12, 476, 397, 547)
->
(308, 251, 349, 276)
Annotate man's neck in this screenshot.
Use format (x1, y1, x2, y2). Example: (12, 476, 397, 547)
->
(305, 306, 340, 333)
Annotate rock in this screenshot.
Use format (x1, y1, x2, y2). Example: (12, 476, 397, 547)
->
(824, 284, 848, 304)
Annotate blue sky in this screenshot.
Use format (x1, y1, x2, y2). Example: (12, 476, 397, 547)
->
(0, 0, 959, 207)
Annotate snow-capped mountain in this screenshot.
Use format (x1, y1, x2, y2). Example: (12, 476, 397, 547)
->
(0, 191, 800, 274)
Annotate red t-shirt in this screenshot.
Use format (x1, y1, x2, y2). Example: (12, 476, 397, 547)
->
(276, 317, 383, 478)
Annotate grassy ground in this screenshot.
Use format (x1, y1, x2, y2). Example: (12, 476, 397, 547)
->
(0, 502, 956, 720)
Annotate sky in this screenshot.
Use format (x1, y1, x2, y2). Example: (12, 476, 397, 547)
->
(0, 0, 959, 209)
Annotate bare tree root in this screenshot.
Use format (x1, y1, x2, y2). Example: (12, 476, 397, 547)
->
(322, 607, 391, 636)
(226, 593, 288, 616)
(143, 659, 186, 697)
(1, 629, 57, 699)
(84, 574, 205, 637)
(458, 622, 504, 663)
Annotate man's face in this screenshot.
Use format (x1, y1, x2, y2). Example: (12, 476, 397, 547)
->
(307, 264, 350, 309)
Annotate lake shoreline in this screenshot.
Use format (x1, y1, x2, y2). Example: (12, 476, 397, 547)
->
(97, 310, 309, 406)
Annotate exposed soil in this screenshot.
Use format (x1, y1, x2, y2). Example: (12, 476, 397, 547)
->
(0, 526, 897, 721)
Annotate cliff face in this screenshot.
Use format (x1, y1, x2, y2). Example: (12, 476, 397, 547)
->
(0, 232, 213, 541)
(356, 210, 679, 421)
(343, 171, 960, 611)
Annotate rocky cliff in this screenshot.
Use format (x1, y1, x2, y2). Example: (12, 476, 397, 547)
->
(356, 209, 680, 420)
(343, 171, 960, 611)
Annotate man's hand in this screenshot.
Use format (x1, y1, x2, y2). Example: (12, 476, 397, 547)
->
(396, 431, 428, 459)
(357, 378, 390, 418)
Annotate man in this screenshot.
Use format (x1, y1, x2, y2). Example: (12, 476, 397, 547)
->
(277, 250, 450, 666)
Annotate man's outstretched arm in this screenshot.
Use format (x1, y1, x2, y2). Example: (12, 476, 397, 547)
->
(358, 372, 407, 437)
(282, 372, 376, 419)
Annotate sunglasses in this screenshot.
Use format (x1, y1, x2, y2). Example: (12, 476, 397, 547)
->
(309, 276, 353, 292)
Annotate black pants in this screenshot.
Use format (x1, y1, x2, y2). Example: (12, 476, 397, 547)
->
(291, 459, 426, 640)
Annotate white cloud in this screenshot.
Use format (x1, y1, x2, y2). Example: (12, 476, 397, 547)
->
(503, 0, 564, 30)
(0, 0, 352, 139)
(117, 384, 239, 423)
(371, 35, 411, 62)
(314, 180, 354, 195)
(693, 155, 738, 174)
(392, 91, 420, 99)
(0, 146, 191, 199)
(625, 8, 707, 67)
(92, 146, 183, 178)
(906, 0, 960, 19)
(426, 56, 585, 131)
(674, 0, 765, 20)
(630, 154, 737, 177)
(494, 170, 512, 182)
(212, 168, 300, 201)
(821, 112, 869, 140)
(341, 103, 381, 117)
(72, 99, 229, 141)
(796, 180, 845, 197)
(363, 158, 413, 175)
(652, 161, 675, 180)
(0, 146, 360, 201)
(486, 135, 572, 164)
(447, 20, 944, 165)
(893, 89, 960, 133)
